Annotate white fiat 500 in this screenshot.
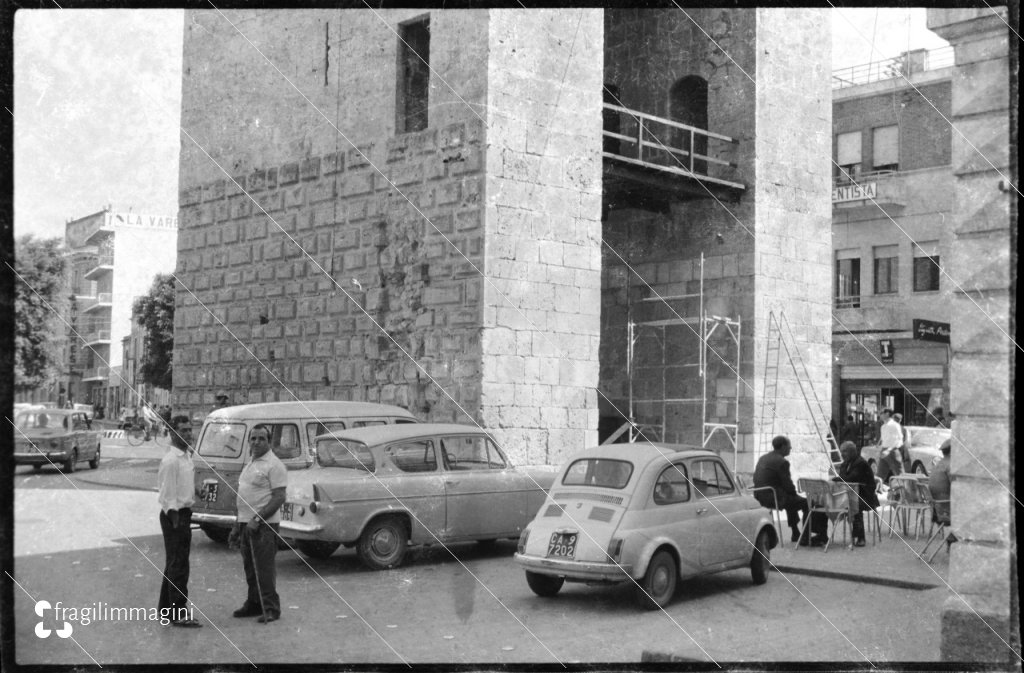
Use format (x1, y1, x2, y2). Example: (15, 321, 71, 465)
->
(514, 442, 778, 609)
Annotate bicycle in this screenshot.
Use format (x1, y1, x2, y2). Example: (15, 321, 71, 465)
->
(124, 420, 149, 446)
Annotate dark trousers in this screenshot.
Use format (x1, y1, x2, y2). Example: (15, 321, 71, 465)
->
(158, 508, 192, 616)
(240, 523, 280, 617)
(780, 494, 828, 540)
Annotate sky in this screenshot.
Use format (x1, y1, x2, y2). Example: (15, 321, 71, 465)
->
(12, 8, 949, 242)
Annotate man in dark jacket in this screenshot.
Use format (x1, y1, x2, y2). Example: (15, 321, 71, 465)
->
(834, 441, 878, 546)
(753, 435, 827, 546)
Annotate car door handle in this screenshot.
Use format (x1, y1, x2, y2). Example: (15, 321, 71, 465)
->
(696, 507, 708, 515)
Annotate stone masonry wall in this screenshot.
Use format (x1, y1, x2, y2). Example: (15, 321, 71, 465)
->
(752, 9, 833, 477)
(481, 10, 603, 465)
(601, 10, 759, 455)
(173, 120, 487, 423)
(927, 8, 1017, 663)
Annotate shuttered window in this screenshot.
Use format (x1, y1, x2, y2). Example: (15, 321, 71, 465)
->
(873, 245, 899, 295)
(873, 125, 899, 170)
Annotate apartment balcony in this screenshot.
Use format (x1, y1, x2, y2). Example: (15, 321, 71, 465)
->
(84, 254, 114, 280)
(82, 330, 111, 347)
(81, 367, 111, 382)
(831, 46, 954, 90)
(602, 103, 746, 215)
(80, 293, 113, 314)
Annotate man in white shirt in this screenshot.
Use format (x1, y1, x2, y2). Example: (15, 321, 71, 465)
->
(157, 415, 202, 628)
(877, 409, 904, 483)
(229, 425, 287, 623)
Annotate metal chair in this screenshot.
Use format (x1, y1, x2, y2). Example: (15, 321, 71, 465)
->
(738, 473, 785, 548)
(831, 480, 881, 546)
(796, 478, 851, 552)
(888, 476, 931, 539)
(917, 486, 952, 563)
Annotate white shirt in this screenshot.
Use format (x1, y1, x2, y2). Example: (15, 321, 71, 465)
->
(880, 418, 903, 450)
(158, 447, 195, 512)
(236, 451, 288, 524)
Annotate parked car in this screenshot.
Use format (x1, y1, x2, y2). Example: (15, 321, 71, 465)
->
(13, 409, 102, 472)
(860, 426, 951, 476)
(514, 442, 778, 609)
(73, 403, 95, 422)
(280, 423, 559, 569)
(191, 401, 419, 543)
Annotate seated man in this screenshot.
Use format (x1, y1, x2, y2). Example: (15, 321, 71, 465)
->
(833, 441, 878, 546)
(928, 439, 952, 524)
(753, 435, 827, 546)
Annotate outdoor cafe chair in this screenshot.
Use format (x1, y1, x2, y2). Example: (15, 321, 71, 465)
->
(888, 475, 930, 539)
(918, 492, 953, 564)
(796, 478, 851, 553)
(737, 473, 784, 548)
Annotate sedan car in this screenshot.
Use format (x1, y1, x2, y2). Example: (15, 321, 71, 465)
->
(514, 443, 778, 609)
(13, 409, 101, 472)
(860, 426, 951, 476)
(279, 423, 558, 569)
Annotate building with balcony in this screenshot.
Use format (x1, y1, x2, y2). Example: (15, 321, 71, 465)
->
(63, 207, 178, 413)
(829, 44, 957, 441)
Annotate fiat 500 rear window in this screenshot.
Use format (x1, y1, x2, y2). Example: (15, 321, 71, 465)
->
(562, 458, 633, 489)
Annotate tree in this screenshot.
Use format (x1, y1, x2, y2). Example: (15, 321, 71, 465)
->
(14, 235, 68, 392)
(133, 273, 176, 391)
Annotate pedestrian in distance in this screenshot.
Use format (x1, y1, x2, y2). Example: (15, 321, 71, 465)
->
(229, 424, 287, 623)
(893, 412, 912, 473)
(876, 409, 904, 483)
(833, 441, 878, 547)
(157, 415, 202, 628)
(753, 435, 828, 546)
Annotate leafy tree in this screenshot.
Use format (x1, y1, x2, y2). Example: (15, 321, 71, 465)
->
(14, 235, 68, 391)
(133, 273, 175, 390)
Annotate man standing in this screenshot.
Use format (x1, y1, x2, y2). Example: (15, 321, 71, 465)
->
(229, 425, 287, 623)
(877, 409, 904, 483)
(753, 435, 827, 546)
(157, 415, 202, 628)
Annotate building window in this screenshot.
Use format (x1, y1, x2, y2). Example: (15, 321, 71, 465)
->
(873, 245, 899, 295)
(396, 16, 430, 134)
(913, 240, 941, 292)
(872, 125, 899, 172)
(835, 253, 861, 308)
(836, 131, 861, 181)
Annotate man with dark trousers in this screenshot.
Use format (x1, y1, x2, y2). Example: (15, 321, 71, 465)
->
(753, 435, 827, 546)
(229, 424, 287, 623)
(157, 415, 202, 627)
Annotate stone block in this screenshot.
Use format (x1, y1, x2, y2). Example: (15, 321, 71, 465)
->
(949, 356, 1010, 416)
(322, 151, 345, 175)
(947, 542, 1012, 599)
(949, 234, 1012, 293)
(949, 419, 1010, 479)
(341, 172, 374, 197)
(300, 157, 321, 181)
(279, 162, 300, 185)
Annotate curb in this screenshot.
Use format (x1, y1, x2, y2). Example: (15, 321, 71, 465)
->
(772, 564, 940, 590)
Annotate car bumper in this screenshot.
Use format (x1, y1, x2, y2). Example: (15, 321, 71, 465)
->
(191, 513, 238, 527)
(14, 452, 69, 465)
(279, 521, 325, 538)
(514, 553, 632, 581)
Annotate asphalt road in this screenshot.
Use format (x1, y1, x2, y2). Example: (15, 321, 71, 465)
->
(11, 437, 946, 666)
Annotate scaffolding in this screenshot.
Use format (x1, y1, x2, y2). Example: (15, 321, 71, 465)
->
(623, 253, 743, 472)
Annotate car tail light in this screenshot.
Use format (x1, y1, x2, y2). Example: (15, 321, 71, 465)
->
(308, 502, 318, 514)
(607, 538, 623, 562)
(517, 529, 530, 554)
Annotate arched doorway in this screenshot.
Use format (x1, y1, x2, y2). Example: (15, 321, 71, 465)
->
(669, 76, 708, 175)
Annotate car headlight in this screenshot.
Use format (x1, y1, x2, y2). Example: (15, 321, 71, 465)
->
(517, 528, 530, 554)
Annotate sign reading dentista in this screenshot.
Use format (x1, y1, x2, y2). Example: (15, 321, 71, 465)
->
(105, 212, 178, 230)
(832, 181, 877, 203)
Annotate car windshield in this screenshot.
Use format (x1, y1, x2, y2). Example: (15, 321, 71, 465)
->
(317, 439, 375, 472)
(562, 458, 633, 489)
(912, 428, 951, 447)
(197, 422, 247, 458)
(15, 411, 66, 431)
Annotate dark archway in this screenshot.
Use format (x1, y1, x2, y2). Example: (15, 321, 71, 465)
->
(603, 83, 622, 155)
(669, 76, 709, 174)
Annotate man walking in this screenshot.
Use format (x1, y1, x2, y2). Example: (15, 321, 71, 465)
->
(229, 425, 287, 623)
(877, 409, 904, 483)
(157, 415, 202, 628)
(753, 435, 828, 546)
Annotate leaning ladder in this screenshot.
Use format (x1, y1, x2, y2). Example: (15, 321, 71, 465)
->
(759, 310, 840, 474)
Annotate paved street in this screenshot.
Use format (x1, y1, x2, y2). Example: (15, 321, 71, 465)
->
(11, 437, 950, 666)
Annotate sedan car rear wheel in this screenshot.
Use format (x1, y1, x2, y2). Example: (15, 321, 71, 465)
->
(751, 529, 771, 585)
(296, 540, 341, 559)
(63, 450, 78, 474)
(89, 445, 101, 470)
(357, 516, 409, 569)
(525, 571, 564, 597)
(913, 461, 927, 476)
(635, 550, 677, 610)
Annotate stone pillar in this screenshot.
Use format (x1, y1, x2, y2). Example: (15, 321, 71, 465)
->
(927, 8, 1018, 664)
(481, 9, 604, 465)
(751, 9, 834, 476)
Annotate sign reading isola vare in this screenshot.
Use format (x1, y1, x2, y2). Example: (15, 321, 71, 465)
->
(832, 181, 877, 203)
(104, 212, 178, 229)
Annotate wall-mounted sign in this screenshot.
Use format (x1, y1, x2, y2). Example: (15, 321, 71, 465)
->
(105, 212, 179, 230)
(880, 339, 894, 364)
(832, 182, 877, 203)
(913, 318, 951, 344)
